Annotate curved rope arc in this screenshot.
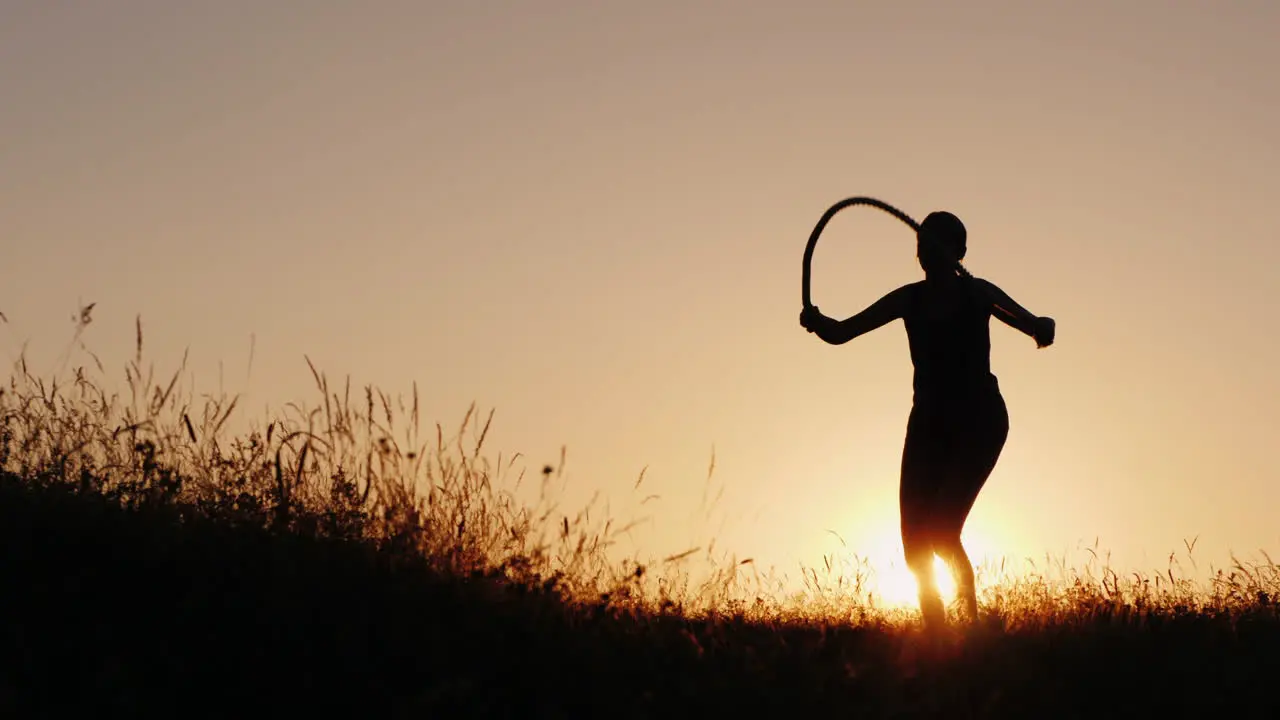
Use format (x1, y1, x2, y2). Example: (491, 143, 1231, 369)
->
(801, 196, 972, 310)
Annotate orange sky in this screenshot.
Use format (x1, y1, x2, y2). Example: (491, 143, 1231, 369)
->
(4, 2, 1279, 596)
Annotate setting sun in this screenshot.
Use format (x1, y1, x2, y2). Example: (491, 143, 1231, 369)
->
(855, 531, 1002, 609)
(871, 555, 955, 608)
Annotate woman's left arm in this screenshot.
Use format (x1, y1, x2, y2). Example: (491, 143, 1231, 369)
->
(975, 279, 1055, 348)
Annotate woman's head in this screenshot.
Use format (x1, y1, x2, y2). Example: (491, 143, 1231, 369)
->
(916, 211, 966, 275)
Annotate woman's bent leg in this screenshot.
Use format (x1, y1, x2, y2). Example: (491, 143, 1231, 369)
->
(936, 392, 1010, 622)
(900, 407, 946, 628)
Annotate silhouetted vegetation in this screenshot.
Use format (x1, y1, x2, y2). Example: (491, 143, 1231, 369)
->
(3, 317, 1280, 717)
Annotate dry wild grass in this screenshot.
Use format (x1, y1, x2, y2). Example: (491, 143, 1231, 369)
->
(2, 313, 1279, 632)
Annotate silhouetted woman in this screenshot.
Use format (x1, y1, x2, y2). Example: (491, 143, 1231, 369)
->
(799, 211, 1055, 628)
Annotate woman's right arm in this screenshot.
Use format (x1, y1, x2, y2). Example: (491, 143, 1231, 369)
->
(801, 285, 912, 345)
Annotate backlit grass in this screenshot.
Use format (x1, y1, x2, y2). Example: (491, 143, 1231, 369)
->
(2, 313, 1278, 717)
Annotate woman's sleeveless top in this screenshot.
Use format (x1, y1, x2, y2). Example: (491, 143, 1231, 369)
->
(903, 278, 999, 406)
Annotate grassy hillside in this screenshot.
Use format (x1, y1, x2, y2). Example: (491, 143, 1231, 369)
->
(3, 324, 1279, 717)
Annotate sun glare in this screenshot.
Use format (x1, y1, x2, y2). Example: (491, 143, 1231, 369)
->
(856, 530, 999, 610)
(872, 555, 958, 608)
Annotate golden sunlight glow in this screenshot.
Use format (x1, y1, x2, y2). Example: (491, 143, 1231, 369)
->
(861, 531, 999, 609)
(873, 555, 958, 608)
